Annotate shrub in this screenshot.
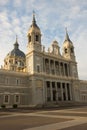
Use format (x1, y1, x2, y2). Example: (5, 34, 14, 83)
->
(1, 104, 6, 108)
(13, 104, 18, 108)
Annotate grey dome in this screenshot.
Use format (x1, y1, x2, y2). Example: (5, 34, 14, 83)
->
(7, 39, 25, 58)
(9, 48, 25, 58)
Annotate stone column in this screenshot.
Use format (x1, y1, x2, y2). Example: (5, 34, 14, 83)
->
(50, 82, 53, 101)
(63, 63, 65, 76)
(60, 83, 63, 101)
(45, 81, 47, 102)
(55, 82, 58, 101)
(49, 59, 51, 75)
(59, 62, 61, 76)
(43, 58, 45, 74)
(67, 64, 70, 77)
(54, 60, 56, 75)
(69, 84, 72, 101)
(48, 59, 50, 74)
(53, 60, 55, 75)
(65, 83, 68, 101)
(49, 59, 51, 74)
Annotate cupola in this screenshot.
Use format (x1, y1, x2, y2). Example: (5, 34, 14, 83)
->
(49, 40, 61, 56)
(4, 36, 26, 71)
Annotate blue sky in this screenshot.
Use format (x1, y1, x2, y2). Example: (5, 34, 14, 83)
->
(0, 0, 87, 79)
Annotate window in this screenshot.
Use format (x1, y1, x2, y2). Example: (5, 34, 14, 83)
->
(5, 62, 7, 65)
(5, 78, 9, 84)
(16, 79, 20, 85)
(9, 60, 13, 64)
(71, 47, 74, 53)
(15, 61, 17, 64)
(65, 48, 67, 53)
(37, 65, 40, 73)
(29, 35, 31, 42)
(17, 79, 19, 85)
(14, 95, 20, 103)
(36, 35, 39, 41)
(4, 95, 9, 104)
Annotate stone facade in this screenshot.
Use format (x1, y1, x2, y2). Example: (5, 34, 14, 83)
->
(0, 13, 87, 108)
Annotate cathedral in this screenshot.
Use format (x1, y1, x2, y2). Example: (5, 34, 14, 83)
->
(0, 13, 87, 108)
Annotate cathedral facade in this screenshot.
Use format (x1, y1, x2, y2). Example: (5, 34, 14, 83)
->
(0, 14, 87, 108)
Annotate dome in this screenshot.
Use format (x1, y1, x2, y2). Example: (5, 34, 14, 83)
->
(6, 39, 25, 58)
(4, 37, 26, 71)
(8, 48, 25, 58)
(52, 40, 59, 46)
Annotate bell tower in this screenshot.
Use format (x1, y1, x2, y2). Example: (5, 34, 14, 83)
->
(26, 12, 43, 74)
(62, 28, 75, 61)
(27, 12, 42, 53)
(62, 29, 78, 78)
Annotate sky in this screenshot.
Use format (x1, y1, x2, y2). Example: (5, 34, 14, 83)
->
(0, 0, 87, 80)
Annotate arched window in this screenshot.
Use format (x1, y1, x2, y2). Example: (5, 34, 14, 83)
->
(65, 48, 67, 53)
(37, 65, 40, 73)
(4, 95, 10, 103)
(36, 35, 39, 41)
(14, 95, 20, 103)
(71, 47, 74, 53)
(29, 35, 31, 42)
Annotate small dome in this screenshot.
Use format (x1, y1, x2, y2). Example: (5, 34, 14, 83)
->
(4, 37, 26, 72)
(8, 48, 25, 58)
(6, 38, 25, 58)
(51, 40, 59, 46)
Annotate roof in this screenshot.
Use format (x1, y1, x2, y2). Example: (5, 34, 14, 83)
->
(8, 48, 25, 58)
(7, 38, 25, 58)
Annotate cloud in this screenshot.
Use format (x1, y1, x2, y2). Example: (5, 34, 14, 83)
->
(74, 29, 87, 79)
(0, 0, 9, 6)
(13, 0, 22, 7)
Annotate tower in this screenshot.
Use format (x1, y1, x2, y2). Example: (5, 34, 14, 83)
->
(26, 13, 44, 105)
(62, 29, 78, 78)
(26, 12, 42, 74)
(27, 12, 42, 53)
(62, 28, 75, 61)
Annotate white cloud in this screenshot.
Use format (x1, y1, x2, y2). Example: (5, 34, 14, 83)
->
(0, 0, 9, 6)
(74, 30, 87, 80)
(13, 0, 22, 7)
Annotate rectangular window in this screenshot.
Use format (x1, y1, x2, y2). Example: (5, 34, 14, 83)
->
(5, 78, 9, 84)
(16, 79, 20, 85)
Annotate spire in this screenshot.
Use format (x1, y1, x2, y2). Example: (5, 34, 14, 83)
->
(32, 10, 36, 25)
(65, 28, 70, 41)
(14, 35, 19, 49)
(16, 35, 18, 43)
